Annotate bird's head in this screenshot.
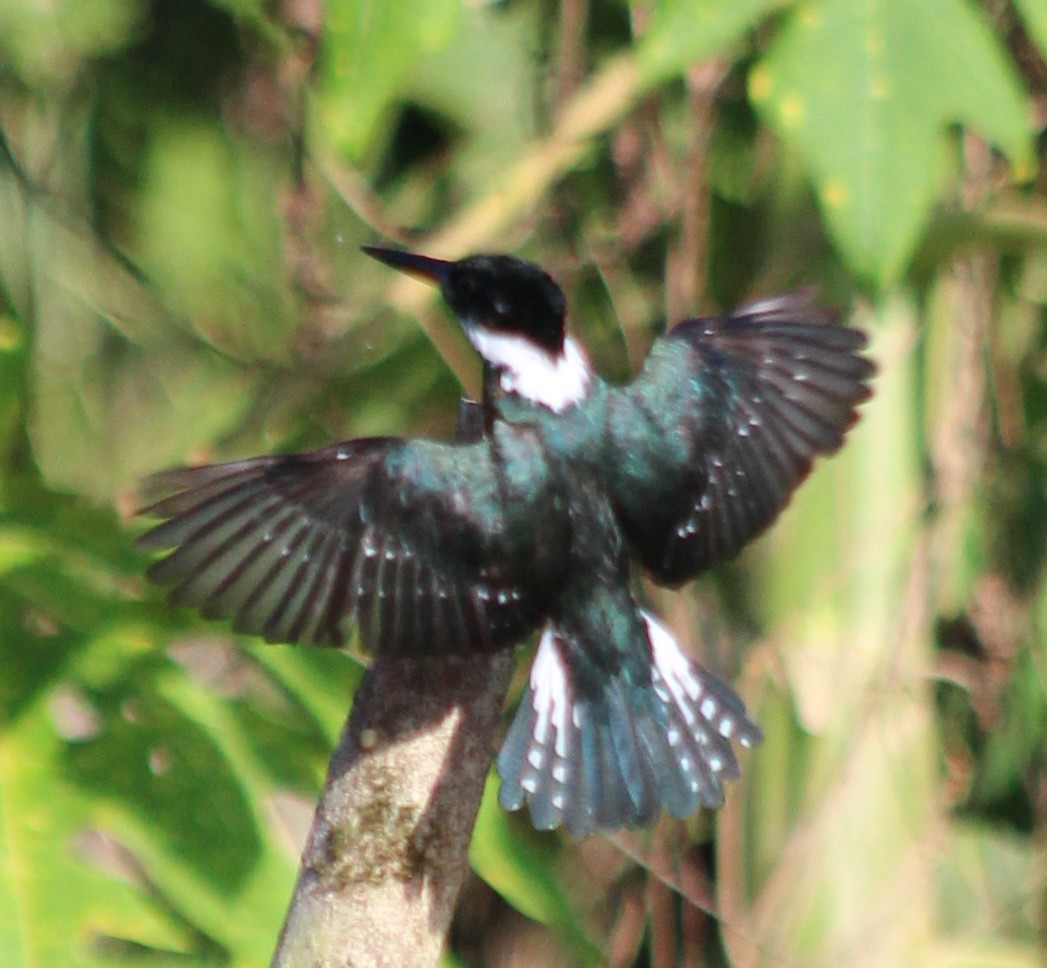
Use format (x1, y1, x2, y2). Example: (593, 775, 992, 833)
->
(363, 246, 567, 353)
(364, 245, 590, 412)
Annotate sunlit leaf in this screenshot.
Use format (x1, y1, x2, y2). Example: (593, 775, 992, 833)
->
(66, 676, 263, 893)
(0, 0, 142, 88)
(732, 304, 938, 966)
(250, 646, 361, 745)
(318, 0, 462, 160)
(750, 0, 1033, 285)
(638, 0, 788, 82)
(0, 701, 187, 967)
(136, 121, 297, 357)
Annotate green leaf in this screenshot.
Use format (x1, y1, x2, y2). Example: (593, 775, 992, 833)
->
(967, 650, 1047, 811)
(0, 700, 187, 967)
(318, 0, 462, 160)
(638, 0, 788, 82)
(0, 314, 25, 449)
(30, 298, 254, 502)
(55, 634, 306, 966)
(0, 0, 143, 88)
(110, 669, 303, 965)
(469, 776, 599, 964)
(735, 302, 939, 966)
(65, 675, 263, 893)
(19, 133, 289, 501)
(468, 777, 564, 928)
(135, 120, 298, 356)
(250, 646, 362, 745)
(750, 0, 1033, 285)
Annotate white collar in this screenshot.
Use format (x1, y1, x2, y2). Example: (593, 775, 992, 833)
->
(466, 327, 591, 413)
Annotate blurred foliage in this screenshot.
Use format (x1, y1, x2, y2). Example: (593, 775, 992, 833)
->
(1, 0, 1046, 966)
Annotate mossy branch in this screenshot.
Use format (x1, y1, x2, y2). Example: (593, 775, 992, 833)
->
(270, 649, 514, 968)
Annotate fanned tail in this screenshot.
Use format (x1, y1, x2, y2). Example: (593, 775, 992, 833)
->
(496, 612, 761, 837)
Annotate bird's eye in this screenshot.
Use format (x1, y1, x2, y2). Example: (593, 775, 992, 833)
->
(493, 296, 511, 317)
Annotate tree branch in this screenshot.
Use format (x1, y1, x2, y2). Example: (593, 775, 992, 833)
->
(271, 650, 514, 968)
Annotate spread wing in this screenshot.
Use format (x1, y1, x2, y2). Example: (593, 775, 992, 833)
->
(609, 292, 874, 585)
(138, 429, 568, 654)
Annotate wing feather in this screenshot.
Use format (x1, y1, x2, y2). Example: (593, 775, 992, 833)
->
(138, 431, 566, 654)
(610, 292, 873, 584)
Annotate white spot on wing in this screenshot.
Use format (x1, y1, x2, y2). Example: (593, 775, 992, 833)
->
(467, 327, 591, 412)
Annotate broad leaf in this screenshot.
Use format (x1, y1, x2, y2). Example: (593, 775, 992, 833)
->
(750, 0, 1032, 285)
(0, 701, 186, 968)
(318, 0, 461, 160)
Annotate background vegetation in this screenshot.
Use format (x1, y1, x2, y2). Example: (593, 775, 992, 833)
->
(1, 0, 1046, 965)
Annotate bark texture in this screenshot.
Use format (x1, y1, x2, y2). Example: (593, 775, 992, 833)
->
(270, 650, 514, 968)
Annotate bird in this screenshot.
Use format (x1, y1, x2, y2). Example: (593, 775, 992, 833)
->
(137, 245, 873, 838)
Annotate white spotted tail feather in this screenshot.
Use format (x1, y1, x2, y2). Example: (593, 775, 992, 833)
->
(496, 612, 761, 837)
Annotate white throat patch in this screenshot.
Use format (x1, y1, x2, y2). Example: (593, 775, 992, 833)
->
(467, 326, 591, 413)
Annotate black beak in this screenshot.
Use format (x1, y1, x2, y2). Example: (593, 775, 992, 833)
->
(362, 246, 452, 285)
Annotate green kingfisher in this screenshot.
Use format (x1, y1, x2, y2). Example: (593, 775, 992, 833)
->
(138, 246, 873, 837)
